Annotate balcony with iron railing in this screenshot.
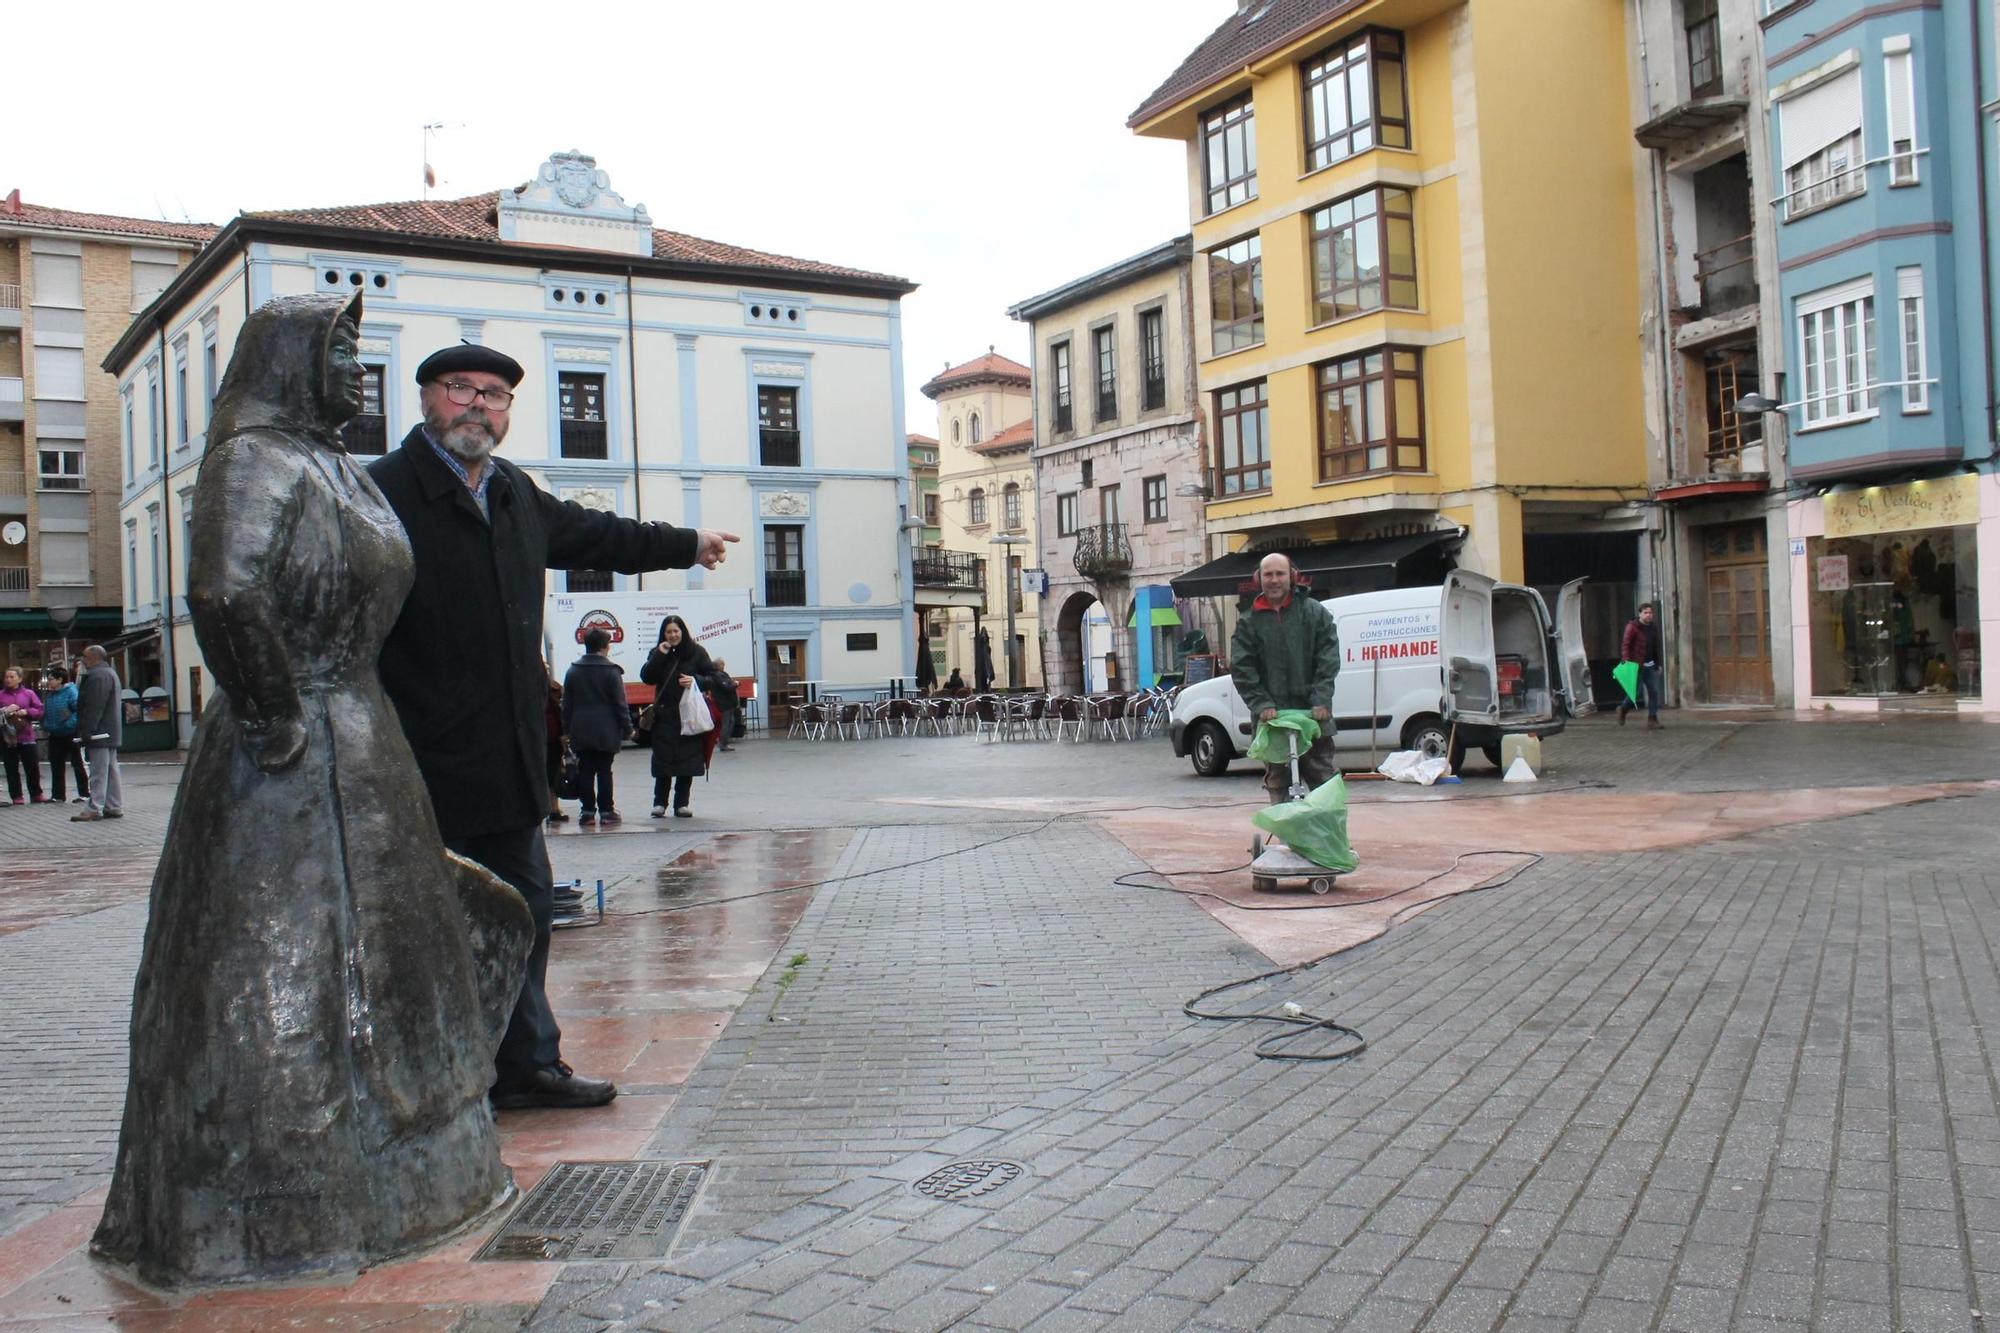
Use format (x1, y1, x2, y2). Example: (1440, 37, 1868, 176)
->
(912, 546, 985, 592)
(760, 428, 801, 468)
(1692, 233, 1756, 318)
(765, 568, 807, 607)
(559, 418, 608, 460)
(0, 285, 19, 331)
(1073, 523, 1133, 580)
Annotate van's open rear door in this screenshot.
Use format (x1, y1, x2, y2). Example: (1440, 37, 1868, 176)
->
(1556, 577, 1597, 718)
(1440, 571, 1499, 723)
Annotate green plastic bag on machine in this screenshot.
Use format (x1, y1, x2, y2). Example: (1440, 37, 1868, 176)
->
(1251, 774, 1359, 873)
(1244, 708, 1323, 763)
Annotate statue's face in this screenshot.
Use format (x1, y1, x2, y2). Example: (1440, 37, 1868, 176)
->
(325, 317, 367, 419)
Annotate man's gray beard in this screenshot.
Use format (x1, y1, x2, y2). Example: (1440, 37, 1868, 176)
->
(427, 410, 505, 464)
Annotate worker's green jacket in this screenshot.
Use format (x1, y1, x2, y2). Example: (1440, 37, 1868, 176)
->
(1229, 591, 1341, 718)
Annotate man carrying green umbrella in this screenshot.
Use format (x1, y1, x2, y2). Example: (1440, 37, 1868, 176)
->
(1616, 602, 1663, 730)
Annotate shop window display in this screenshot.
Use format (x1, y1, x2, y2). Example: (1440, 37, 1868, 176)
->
(1806, 528, 1979, 696)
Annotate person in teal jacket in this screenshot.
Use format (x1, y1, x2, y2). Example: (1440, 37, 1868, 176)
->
(1229, 552, 1341, 802)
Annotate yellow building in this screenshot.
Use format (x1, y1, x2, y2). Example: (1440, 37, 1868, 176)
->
(922, 351, 1042, 688)
(1131, 0, 1647, 652)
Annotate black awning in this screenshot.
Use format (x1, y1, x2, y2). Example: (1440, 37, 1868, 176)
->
(1171, 531, 1461, 600)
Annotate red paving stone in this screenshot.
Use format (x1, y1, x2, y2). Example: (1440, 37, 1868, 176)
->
(0, 828, 849, 1327)
(0, 847, 156, 935)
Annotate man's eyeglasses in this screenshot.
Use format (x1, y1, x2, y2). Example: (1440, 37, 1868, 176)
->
(437, 380, 516, 410)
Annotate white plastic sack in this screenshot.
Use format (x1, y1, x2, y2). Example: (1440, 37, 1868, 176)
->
(679, 686, 715, 736)
(1377, 750, 1452, 785)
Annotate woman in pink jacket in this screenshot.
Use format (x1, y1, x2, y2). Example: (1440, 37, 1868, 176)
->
(0, 667, 45, 803)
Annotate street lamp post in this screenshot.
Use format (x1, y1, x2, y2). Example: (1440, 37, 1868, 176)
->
(990, 533, 1027, 691)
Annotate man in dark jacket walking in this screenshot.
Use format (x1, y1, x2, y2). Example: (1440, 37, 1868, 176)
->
(370, 344, 735, 1111)
(562, 627, 632, 825)
(71, 646, 123, 822)
(1618, 601, 1664, 730)
(1229, 552, 1341, 801)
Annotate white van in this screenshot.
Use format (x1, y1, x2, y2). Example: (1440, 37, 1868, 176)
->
(1168, 572, 1594, 776)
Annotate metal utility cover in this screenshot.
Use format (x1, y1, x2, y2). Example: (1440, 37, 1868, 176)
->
(477, 1160, 708, 1262)
(913, 1160, 1025, 1201)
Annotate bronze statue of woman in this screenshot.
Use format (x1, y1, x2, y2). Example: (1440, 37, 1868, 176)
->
(92, 293, 535, 1287)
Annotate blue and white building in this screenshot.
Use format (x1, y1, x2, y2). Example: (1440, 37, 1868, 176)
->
(1765, 0, 2000, 706)
(105, 151, 919, 738)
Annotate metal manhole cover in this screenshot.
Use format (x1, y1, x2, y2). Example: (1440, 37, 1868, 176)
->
(913, 1160, 1025, 1201)
(476, 1159, 708, 1262)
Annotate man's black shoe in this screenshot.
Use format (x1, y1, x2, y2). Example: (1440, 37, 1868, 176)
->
(490, 1062, 617, 1110)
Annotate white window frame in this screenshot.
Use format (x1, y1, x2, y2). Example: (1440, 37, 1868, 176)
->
(1884, 38, 1919, 186)
(1796, 277, 1879, 429)
(1897, 267, 1930, 414)
(124, 521, 139, 612)
(1786, 130, 1866, 217)
(37, 441, 83, 490)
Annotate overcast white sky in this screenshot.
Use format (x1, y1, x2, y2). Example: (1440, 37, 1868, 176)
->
(12, 0, 1225, 431)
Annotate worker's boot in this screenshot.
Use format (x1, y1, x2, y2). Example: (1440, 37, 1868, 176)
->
(1617, 704, 1630, 726)
(1647, 716, 1662, 731)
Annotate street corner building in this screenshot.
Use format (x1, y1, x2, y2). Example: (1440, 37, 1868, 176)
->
(0, 194, 212, 711)
(1126, 0, 1651, 698)
(1008, 236, 1214, 694)
(101, 150, 920, 743)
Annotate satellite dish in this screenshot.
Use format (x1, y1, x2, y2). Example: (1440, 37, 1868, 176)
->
(1, 522, 24, 547)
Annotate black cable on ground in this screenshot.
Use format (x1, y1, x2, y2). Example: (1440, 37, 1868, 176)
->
(1171, 850, 1547, 1062)
(600, 799, 1270, 919)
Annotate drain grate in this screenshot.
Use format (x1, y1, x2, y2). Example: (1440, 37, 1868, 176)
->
(477, 1159, 708, 1262)
(913, 1159, 1025, 1201)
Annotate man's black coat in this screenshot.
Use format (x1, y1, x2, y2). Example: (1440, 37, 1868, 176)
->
(369, 428, 696, 838)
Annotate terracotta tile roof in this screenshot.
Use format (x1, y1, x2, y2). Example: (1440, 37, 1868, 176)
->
(907, 432, 939, 446)
(971, 420, 1035, 454)
(920, 351, 1032, 399)
(0, 194, 215, 245)
(247, 190, 907, 285)
(1129, 0, 1358, 127)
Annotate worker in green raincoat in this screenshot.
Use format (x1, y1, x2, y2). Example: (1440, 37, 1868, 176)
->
(1229, 552, 1341, 803)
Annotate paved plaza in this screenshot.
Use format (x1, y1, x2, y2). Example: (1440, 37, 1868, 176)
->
(2, 712, 1999, 1329)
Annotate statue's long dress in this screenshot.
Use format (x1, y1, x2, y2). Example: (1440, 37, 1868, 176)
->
(92, 429, 531, 1287)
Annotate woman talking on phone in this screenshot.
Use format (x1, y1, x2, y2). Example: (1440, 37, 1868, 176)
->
(640, 615, 728, 818)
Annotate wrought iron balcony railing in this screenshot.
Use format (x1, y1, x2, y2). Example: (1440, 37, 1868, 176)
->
(1073, 523, 1133, 580)
(559, 418, 608, 460)
(912, 546, 985, 591)
(765, 569, 807, 606)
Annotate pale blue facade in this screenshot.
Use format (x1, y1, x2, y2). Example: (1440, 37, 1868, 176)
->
(1766, 0, 1996, 480)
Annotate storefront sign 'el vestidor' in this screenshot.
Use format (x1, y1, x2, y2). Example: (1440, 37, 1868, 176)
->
(1823, 474, 1979, 539)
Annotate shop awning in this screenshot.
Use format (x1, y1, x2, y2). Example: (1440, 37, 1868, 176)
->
(1126, 605, 1183, 628)
(0, 609, 123, 633)
(1171, 531, 1461, 599)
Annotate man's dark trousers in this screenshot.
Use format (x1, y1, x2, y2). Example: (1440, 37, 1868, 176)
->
(445, 824, 560, 1087)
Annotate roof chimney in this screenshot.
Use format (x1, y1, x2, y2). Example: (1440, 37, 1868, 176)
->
(2, 190, 20, 217)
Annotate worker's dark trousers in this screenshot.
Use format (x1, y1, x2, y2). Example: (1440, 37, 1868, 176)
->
(444, 823, 562, 1089)
(1261, 735, 1339, 803)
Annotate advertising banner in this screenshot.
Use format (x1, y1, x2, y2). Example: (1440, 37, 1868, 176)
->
(545, 590, 754, 695)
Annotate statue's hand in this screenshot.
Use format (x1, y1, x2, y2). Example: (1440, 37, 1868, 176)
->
(245, 715, 307, 773)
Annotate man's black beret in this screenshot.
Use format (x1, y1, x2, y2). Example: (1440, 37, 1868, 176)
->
(414, 343, 525, 387)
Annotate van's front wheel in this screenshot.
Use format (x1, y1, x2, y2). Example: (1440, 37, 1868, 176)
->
(1403, 715, 1449, 760)
(1189, 721, 1232, 777)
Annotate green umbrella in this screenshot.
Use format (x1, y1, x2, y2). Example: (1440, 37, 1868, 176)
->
(1612, 660, 1640, 705)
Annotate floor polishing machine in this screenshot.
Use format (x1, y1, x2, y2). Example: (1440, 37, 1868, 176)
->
(1249, 729, 1344, 895)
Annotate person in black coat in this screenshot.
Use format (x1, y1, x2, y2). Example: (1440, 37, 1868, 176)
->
(641, 615, 727, 817)
(562, 628, 632, 825)
(709, 657, 741, 751)
(369, 343, 736, 1111)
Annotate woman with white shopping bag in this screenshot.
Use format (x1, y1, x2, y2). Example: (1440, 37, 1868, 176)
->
(640, 615, 728, 818)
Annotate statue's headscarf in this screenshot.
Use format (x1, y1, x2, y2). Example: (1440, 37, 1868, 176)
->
(207, 292, 363, 447)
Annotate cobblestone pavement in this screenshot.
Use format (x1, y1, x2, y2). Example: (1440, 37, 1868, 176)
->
(7, 714, 2000, 1330)
(520, 718, 2000, 1332)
